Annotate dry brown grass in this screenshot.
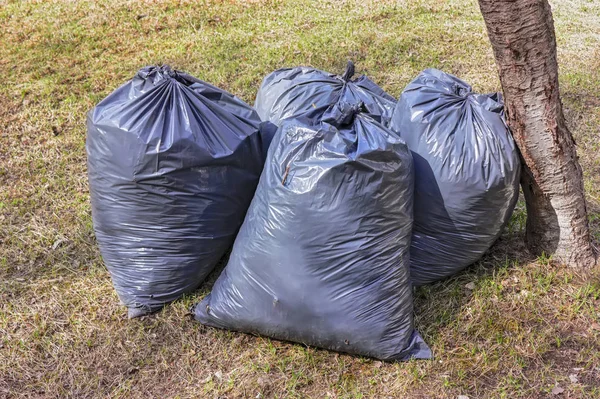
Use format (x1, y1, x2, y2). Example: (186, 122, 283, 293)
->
(1, 0, 599, 398)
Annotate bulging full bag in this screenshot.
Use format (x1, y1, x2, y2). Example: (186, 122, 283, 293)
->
(87, 65, 268, 318)
(390, 69, 520, 286)
(254, 61, 396, 127)
(195, 102, 431, 361)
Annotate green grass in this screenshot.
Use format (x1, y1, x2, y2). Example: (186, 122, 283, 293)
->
(1, 0, 599, 398)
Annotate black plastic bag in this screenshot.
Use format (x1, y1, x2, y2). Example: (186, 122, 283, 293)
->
(87, 65, 268, 318)
(390, 69, 520, 286)
(254, 61, 396, 127)
(195, 102, 431, 361)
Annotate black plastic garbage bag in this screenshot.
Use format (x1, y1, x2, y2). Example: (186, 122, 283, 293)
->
(87, 65, 268, 318)
(390, 69, 520, 286)
(195, 102, 431, 361)
(254, 61, 396, 127)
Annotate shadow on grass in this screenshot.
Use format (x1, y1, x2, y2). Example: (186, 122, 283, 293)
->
(413, 190, 600, 351)
(412, 198, 536, 344)
(586, 198, 600, 246)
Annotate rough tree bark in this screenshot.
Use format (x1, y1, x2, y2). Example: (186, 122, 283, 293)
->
(477, 0, 596, 267)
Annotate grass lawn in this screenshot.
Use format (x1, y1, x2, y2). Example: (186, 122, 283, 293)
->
(1, 0, 600, 397)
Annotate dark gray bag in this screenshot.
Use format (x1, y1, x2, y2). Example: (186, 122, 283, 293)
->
(87, 65, 268, 318)
(195, 102, 431, 361)
(254, 61, 396, 127)
(390, 69, 520, 286)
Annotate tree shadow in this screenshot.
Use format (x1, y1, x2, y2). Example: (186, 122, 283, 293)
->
(562, 88, 600, 247)
(585, 197, 600, 248)
(411, 196, 536, 340)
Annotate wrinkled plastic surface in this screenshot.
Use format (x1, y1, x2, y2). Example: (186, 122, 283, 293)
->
(195, 102, 431, 361)
(87, 65, 268, 318)
(254, 61, 396, 127)
(390, 69, 520, 286)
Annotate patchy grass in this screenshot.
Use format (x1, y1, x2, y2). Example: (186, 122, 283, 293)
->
(1, 0, 599, 398)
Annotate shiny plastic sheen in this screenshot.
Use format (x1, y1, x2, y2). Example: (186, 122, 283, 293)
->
(254, 61, 396, 127)
(86, 66, 268, 318)
(195, 102, 431, 361)
(390, 69, 520, 286)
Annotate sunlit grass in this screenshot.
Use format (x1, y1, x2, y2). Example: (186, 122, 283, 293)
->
(1, 0, 599, 397)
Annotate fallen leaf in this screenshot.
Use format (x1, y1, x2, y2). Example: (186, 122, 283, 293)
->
(569, 374, 579, 383)
(214, 370, 223, 380)
(457, 395, 469, 399)
(552, 386, 564, 395)
(464, 282, 476, 290)
(52, 238, 67, 250)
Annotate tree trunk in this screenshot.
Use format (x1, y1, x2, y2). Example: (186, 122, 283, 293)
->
(477, 0, 596, 267)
